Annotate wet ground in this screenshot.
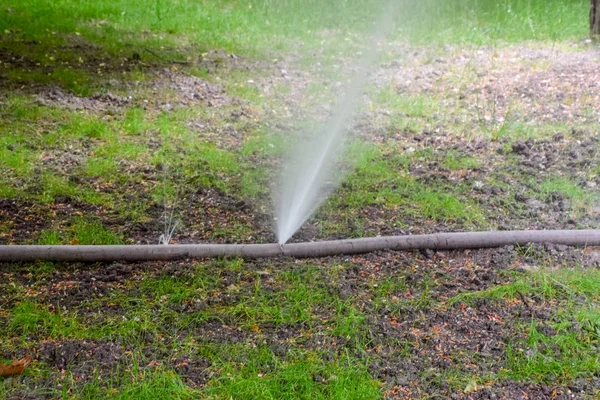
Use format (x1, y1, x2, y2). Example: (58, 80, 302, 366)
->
(1, 38, 600, 398)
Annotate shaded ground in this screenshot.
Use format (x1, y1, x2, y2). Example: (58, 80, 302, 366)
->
(1, 31, 600, 399)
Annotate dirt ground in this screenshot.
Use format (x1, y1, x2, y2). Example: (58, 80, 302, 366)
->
(1, 39, 600, 399)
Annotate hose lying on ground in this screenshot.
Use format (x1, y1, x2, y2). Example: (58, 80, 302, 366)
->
(1, 230, 599, 262)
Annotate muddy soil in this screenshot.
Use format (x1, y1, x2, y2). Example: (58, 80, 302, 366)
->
(1, 38, 600, 398)
(2, 244, 599, 398)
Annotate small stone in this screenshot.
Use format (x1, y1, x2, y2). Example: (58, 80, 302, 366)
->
(515, 193, 529, 202)
(421, 248, 435, 259)
(556, 244, 568, 252)
(194, 300, 208, 311)
(511, 140, 528, 155)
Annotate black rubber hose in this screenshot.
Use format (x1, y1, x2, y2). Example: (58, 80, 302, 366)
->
(1, 230, 599, 262)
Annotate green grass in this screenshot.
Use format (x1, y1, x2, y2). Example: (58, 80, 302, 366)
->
(62, 114, 113, 140)
(4, 261, 381, 399)
(505, 314, 600, 384)
(139, 274, 207, 304)
(330, 300, 368, 344)
(0, 146, 35, 177)
(374, 87, 440, 117)
(442, 151, 480, 170)
(39, 173, 110, 204)
(227, 266, 333, 327)
(410, 189, 485, 223)
(122, 108, 148, 135)
(206, 347, 380, 399)
(450, 267, 600, 384)
(65, 345, 380, 400)
(115, 370, 200, 400)
(9, 301, 89, 338)
(372, 87, 440, 134)
(1, 0, 598, 398)
(331, 142, 486, 226)
(540, 177, 591, 204)
(450, 267, 600, 307)
(38, 218, 123, 245)
(337, 141, 410, 207)
(510, 175, 596, 218)
(0, 0, 589, 63)
(0, 97, 127, 202)
(7, 67, 95, 97)
(242, 128, 286, 159)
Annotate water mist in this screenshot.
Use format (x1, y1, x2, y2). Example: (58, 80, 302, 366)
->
(274, 3, 395, 245)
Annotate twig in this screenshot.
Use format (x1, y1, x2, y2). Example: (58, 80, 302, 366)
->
(515, 290, 531, 311)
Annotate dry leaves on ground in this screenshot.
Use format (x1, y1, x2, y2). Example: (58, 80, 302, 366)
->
(0, 356, 32, 377)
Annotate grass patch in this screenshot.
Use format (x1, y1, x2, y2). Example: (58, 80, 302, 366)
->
(7, 67, 94, 97)
(116, 369, 200, 400)
(83, 158, 120, 179)
(60, 114, 113, 140)
(122, 107, 149, 135)
(320, 141, 486, 228)
(228, 266, 332, 327)
(450, 267, 600, 384)
(410, 189, 484, 224)
(72, 368, 202, 400)
(505, 313, 600, 384)
(0, 0, 589, 63)
(373, 87, 439, 118)
(0, 146, 35, 177)
(152, 137, 241, 195)
(206, 345, 380, 400)
(540, 177, 591, 205)
(9, 301, 88, 338)
(372, 87, 439, 133)
(38, 218, 123, 245)
(330, 300, 368, 345)
(450, 267, 600, 306)
(442, 151, 480, 170)
(242, 129, 285, 158)
(339, 142, 411, 207)
(39, 173, 110, 204)
(139, 275, 204, 304)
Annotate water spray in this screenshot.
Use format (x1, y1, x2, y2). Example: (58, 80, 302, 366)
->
(2, 4, 597, 263)
(275, 1, 396, 244)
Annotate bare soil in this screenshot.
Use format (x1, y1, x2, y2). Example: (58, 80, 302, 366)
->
(1, 39, 600, 398)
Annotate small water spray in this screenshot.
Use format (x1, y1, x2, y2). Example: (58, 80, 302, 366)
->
(158, 219, 178, 245)
(275, 2, 396, 245)
(158, 163, 179, 245)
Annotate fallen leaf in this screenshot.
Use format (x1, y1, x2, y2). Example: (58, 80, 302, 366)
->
(464, 379, 479, 393)
(0, 356, 32, 377)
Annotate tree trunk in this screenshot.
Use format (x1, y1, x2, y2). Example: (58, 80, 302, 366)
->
(592, 0, 600, 37)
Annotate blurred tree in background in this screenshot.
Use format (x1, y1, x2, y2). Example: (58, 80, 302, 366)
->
(592, 0, 600, 36)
